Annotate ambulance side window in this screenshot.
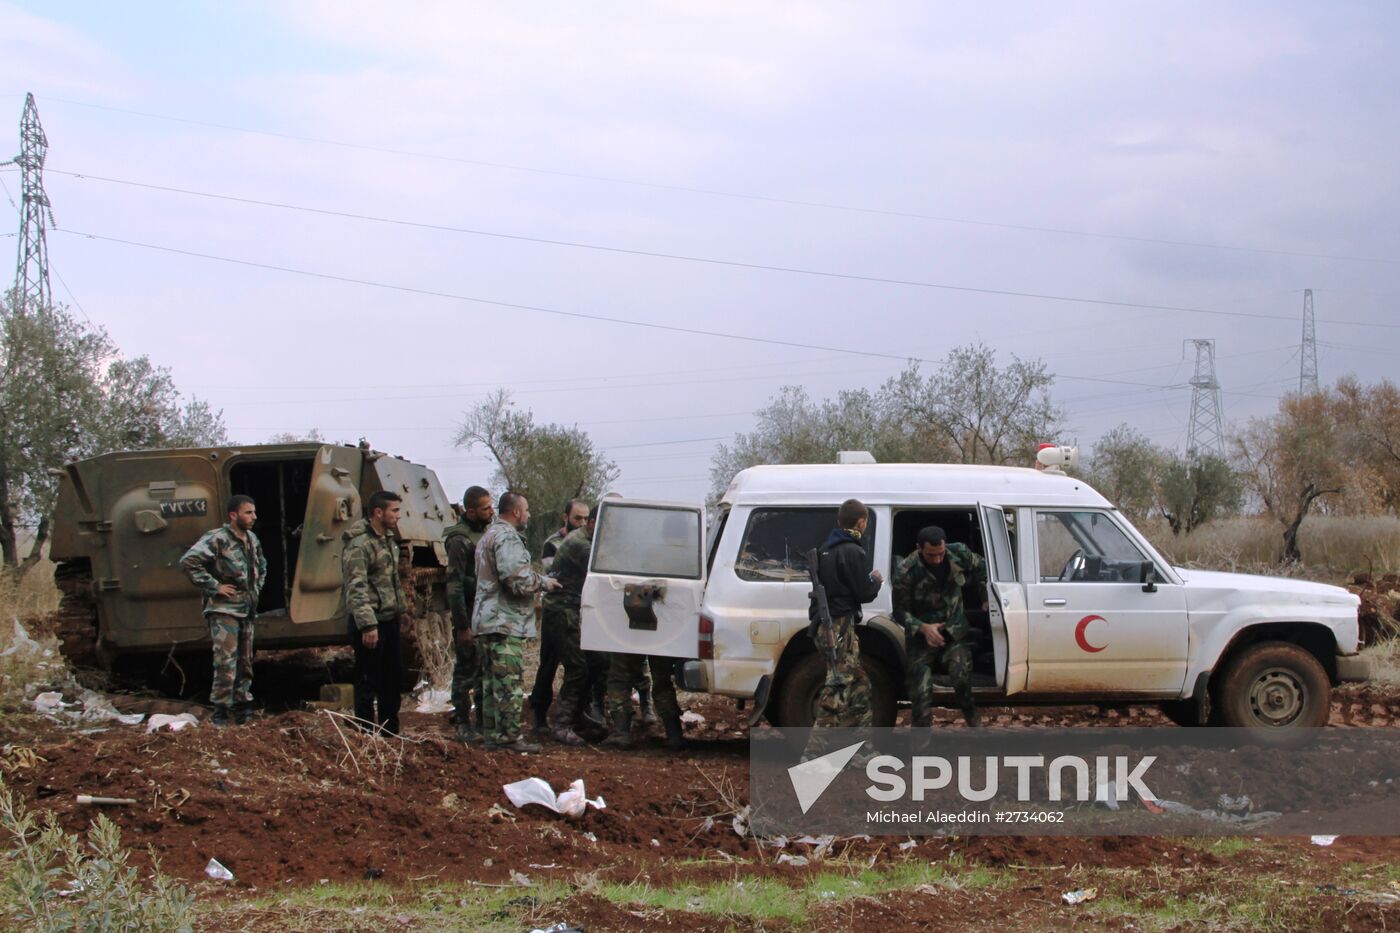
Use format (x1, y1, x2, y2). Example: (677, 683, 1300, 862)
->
(734, 507, 876, 583)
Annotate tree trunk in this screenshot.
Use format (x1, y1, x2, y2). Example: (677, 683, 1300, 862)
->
(1279, 484, 1338, 565)
(18, 514, 48, 574)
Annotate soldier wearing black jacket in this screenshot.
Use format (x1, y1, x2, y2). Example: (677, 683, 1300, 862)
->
(809, 499, 884, 733)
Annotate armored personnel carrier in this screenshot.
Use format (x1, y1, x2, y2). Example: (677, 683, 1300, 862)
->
(49, 442, 453, 669)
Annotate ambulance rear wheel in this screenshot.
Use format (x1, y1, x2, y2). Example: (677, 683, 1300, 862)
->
(773, 651, 898, 728)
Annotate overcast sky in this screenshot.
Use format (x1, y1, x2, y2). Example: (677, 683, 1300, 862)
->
(2, 2, 1397, 506)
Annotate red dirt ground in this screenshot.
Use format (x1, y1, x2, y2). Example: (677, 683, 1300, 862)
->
(6, 679, 1400, 930)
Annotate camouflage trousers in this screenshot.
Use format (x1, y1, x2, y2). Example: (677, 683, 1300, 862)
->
(450, 631, 482, 725)
(813, 616, 871, 729)
(477, 633, 526, 745)
(606, 653, 679, 720)
(542, 604, 588, 714)
(207, 612, 254, 708)
(908, 638, 975, 726)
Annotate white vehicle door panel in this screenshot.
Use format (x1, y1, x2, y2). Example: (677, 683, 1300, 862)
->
(980, 504, 1028, 695)
(581, 499, 706, 658)
(1024, 509, 1188, 694)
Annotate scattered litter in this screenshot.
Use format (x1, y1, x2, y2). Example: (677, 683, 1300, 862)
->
(485, 803, 515, 822)
(1062, 888, 1098, 905)
(1311, 835, 1339, 847)
(32, 692, 69, 713)
(146, 713, 199, 733)
(650, 839, 660, 847)
(1, 619, 43, 657)
(527, 863, 560, 869)
(413, 686, 452, 714)
(680, 710, 705, 725)
(732, 805, 750, 838)
(1217, 794, 1253, 813)
(913, 883, 944, 896)
(529, 924, 584, 933)
(582, 832, 597, 843)
(503, 777, 605, 818)
(76, 795, 136, 806)
(1154, 799, 1281, 825)
(204, 858, 234, 881)
(395, 915, 411, 926)
(776, 853, 809, 867)
(899, 840, 919, 851)
(510, 870, 532, 886)
(56, 880, 85, 898)
(699, 816, 714, 833)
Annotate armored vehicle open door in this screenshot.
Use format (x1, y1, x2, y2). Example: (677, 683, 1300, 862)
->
(289, 446, 364, 624)
(581, 499, 706, 658)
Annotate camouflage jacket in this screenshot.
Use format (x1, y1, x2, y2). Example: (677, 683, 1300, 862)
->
(544, 526, 592, 612)
(180, 524, 266, 618)
(443, 518, 486, 632)
(473, 518, 549, 638)
(892, 543, 988, 642)
(341, 519, 408, 632)
(540, 527, 567, 570)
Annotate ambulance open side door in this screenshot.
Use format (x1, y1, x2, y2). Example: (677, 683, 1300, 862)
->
(981, 503, 1029, 695)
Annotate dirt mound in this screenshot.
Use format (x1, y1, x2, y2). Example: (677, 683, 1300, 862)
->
(1351, 572, 1400, 643)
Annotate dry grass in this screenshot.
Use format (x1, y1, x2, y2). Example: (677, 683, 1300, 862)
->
(1143, 515, 1400, 578)
(0, 560, 60, 622)
(415, 610, 455, 692)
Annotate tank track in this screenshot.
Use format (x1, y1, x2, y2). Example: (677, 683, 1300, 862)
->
(52, 558, 102, 670)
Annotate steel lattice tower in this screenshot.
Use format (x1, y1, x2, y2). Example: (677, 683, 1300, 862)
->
(1185, 338, 1226, 459)
(10, 93, 53, 315)
(1299, 288, 1319, 394)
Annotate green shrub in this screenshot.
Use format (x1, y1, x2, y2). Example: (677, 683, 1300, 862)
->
(0, 776, 195, 932)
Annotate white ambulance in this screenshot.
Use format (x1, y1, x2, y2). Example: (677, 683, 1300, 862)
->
(580, 454, 1368, 729)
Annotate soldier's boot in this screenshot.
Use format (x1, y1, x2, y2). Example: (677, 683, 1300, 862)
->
(549, 701, 585, 747)
(639, 687, 658, 726)
(454, 714, 481, 744)
(233, 702, 254, 726)
(210, 705, 231, 728)
(532, 705, 552, 737)
(582, 697, 606, 729)
(600, 709, 634, 749)
(962, 706, 982, 728)
(662, 711, 685, 751)
(499, 736, 542, 754)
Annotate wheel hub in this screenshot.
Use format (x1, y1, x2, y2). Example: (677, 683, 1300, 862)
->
(1249, 668, 1304, 726)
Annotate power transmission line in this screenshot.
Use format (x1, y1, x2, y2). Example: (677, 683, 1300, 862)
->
(45, 171, 1400, 327)
(33, 95, 1398, 266)
(59, 226, 1400, 392)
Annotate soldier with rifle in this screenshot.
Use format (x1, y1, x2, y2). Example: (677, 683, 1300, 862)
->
(804, 499, 883, 755)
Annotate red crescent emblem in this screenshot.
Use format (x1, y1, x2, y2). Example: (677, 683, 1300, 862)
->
(1075, 615, 1107, 653)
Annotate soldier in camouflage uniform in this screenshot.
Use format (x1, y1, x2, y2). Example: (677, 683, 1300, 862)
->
(542, 508, 597, 745)
(893, 525, 989, 728)
(474, 492, 560, 753)
(342, 490, 409, 736)
(529, 499, 589, 736)
(180, 495, 266, 727)
(444, 485, 493, 743)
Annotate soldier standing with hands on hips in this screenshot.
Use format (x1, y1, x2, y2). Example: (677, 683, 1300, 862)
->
(181, 495, 266, 727)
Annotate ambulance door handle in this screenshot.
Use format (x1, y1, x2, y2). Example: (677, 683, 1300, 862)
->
(1043, 598, 1066, 607)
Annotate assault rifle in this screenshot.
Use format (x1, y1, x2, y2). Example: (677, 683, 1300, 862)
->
(805, 547, 838, 665)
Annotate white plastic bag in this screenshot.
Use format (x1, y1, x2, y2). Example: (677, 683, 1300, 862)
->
(503, 777, 605, 818)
